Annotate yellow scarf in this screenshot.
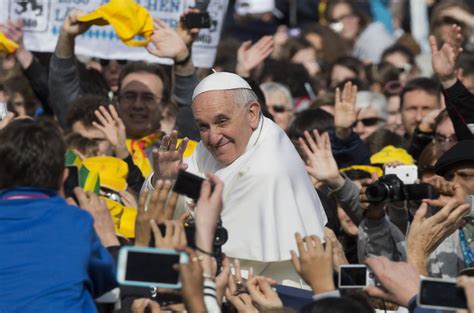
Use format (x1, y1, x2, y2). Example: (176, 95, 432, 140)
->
(126, 132, 198, 178)
(126, 132, 162, 178)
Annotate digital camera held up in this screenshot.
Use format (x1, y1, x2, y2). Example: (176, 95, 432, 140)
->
(365, 174, 439, 203)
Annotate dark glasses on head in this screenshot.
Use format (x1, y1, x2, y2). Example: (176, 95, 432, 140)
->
(269, 104, 289, 113)
(352, 117, 385, 127)
(100, 59, 127, 67)
(383, 80, 403, 96)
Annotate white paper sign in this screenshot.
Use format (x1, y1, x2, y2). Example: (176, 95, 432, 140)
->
(0, 0, 228, 68)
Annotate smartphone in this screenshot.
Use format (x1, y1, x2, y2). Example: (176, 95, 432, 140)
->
(418, 278, 467, 310)
(338, 265, 375, 289)
(0, 102, 8, 120)
(462, 195, 474, 222)
(117, 246, 189, 289)
(385, 165, 418, 184)
(185, 12, 211, 29)
(173, 170, 205, 201)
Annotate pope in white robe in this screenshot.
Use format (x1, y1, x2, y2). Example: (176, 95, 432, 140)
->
(145, 72, 327, 286)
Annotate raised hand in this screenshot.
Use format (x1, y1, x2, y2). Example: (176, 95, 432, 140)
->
(429, 24, 463, 88)
(179, 247, 206, 312)
(73, 187, 119, 247)
(457, 276, 474, 313)
(290, 233, 335, 294)
(236, 35, 274, 77)
(215, 255, 231, 306)
(407, 200, 469, 275)
(247, 276, 283, 311)
(119, 190, 138, 208)
(131, 298, 162, 313)
(423, 180, 467, 208)
(152, 130, 188, 183)
(147, 18, 189, 63)
(194, 173, 224, 252)
(0, 20, 24, 46)
(419, 109, 440, 132)
(63, 9, 91, 37)
(324, 227, 349, 271)
(134, 180, 179, 246)
(150, 219, 187, 249)
(92, 105, 129, 159)
(298, 129, 343, 189)
(364, 257, 420, 307)
(334, 81, 358, 137)
(0, 20, 34, 68)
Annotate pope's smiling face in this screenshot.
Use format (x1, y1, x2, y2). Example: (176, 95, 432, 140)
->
(193, 89, 260, 165)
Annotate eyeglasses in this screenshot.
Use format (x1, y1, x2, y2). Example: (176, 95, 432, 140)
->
(434, 134, 457, 144)
(100, 59, 127, 67)
(119, 91, 161, 107)
(268, 104, 290, 113)
(352, 117, 385, 127)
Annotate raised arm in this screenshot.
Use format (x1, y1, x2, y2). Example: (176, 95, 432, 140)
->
(49, 9, 90, 129)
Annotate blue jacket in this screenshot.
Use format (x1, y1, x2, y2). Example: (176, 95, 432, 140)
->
(0, 188, 117, 313)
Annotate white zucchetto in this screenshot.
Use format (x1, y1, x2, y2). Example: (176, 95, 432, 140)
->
(192, 72, 252, 101)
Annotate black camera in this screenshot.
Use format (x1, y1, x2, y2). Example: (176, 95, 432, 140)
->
(151, 218, 228, 271)
(365, 174, 439, 203)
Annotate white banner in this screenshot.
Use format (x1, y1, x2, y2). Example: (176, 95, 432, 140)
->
(0, 0, 228, 68)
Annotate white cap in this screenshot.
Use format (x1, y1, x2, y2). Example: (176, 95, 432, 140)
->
(235, 0, 275, 16)
(192, 72, 252, 101)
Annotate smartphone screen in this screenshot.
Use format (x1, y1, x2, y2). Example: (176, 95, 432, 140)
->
(339, 265, 367, 288)
(419, 279, 467, 310)
(173, 170, 204, 201)
(125, 251, 180, 285)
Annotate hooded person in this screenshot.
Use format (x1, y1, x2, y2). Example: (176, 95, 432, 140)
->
(144, 72, 327, 285)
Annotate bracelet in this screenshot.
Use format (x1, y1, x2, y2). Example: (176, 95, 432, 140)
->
(174, 52, 191, 66)
(203, 272, 216, 281)
(196, 245, 214, 257)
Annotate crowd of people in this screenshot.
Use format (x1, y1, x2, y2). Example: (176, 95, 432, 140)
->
(1, 0, 474, 312)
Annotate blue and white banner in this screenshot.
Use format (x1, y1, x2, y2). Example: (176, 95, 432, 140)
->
(0, 0, 228, 68)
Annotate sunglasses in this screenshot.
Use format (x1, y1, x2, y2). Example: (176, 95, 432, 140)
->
(434, 134, 457, 144)
(268, 104, 290, 113)
(352, 117, 385, 127)
(100, 59, 127, 67)
(383, 80, 403, 96)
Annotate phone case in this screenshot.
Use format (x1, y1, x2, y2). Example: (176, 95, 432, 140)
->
(417, 277, 467, 311)
(117, 246, 188, 289)
(338, 264, 369, 288)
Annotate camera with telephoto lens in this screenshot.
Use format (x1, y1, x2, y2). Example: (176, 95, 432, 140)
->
(365, 174, 439, 203)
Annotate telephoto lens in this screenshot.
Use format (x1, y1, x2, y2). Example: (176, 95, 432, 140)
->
(365, 174, 439, 203)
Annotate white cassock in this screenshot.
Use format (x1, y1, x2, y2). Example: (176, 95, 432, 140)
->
(183, 115, 327, 262)
(145, 72, 327, 285)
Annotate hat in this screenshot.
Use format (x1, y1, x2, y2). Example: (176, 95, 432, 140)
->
(370, 145, 414, 165)
(192, 72, 252, 100)
(77, 0, 153, 47)
(0, 32, 19, 54)
(235, 0, 275, 16)
(435, 140, 474, 177)
(82, 156, 128, 191)
(340, 165, 384, 178)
